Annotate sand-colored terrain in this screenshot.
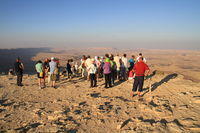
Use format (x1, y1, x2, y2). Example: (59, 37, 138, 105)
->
(0, 70, 200, 132)
(0, 48, 200, 132)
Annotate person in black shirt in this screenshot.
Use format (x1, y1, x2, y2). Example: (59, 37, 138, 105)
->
(66, 59, 73, 78)
(43, 58, 50, 83)
(14, 58, 24, 86)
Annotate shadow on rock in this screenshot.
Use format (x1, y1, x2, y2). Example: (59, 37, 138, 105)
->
(0, 47, 52, 74)
(15, 123, 42, 132)
(151, 73, 178, 91)
(143, 73, 178, 96)
(145, 70, 157, 80)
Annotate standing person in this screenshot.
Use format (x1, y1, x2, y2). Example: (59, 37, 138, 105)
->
(114, 54, 120, 80)
(110, 56, 117, 85)
(87, 59, 97, 87)
(122, 54, 128, 70)
(131, 57, 150, 97)
(74, 62, 79, 75)
(35, 60, 45, 89)
(128, 55, 135, 80)
(70, 59, 75, 76)
(136, 53, 147, 63)
(14, 57, 24, 86)
(66, 59, 73, 79)
(122, 54, 128, 80)
(44, 58, 50, 83)
(80, 55, 87, 79)
(49, 57, 57, 88)
(119, 59, 126, 81)
(95, 56, 101, 80)
(85, 55, 92, 80)
(99, 56, 104, 78)
(103, 54, 112, 88)
(55, 58, 60, 81)
(128, 55, 135, 71)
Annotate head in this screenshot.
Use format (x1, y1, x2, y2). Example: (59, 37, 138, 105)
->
(16, 57, 20, 62)
(110, 56, 114, 61)
(37, 60, 42, 64)
(132, 55, 135, 59)
(87, 55, 91, 58)
(105, 53, 109, 58)
(91, 59, 95, 64)
(138, 57, 143, 62)
(119, 58, 123, 63)
(45, 58, 49, 62)
(110, 54, 114, 58)
(139, 53, 142, 56)
(123, 54, 126, 57)
(51, 57, 55, 61)
(82, 55, 87, 60)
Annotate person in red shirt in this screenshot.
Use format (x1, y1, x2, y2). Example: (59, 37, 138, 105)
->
(131, 57, 150, 97)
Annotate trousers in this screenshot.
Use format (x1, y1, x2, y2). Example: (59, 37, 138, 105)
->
(17, 74, 23, 86)
(104, 73, 112, 87)
(132, 76, 144, 92)
(90, 74, 97, 87)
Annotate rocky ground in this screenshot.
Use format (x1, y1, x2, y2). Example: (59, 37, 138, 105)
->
(0, 70, 200, 132)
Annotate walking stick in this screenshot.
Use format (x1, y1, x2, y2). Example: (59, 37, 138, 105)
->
(148, 77, 152, 92)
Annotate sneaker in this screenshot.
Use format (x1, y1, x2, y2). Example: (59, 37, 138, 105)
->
(130, 92, 137, 97)
(138, 94, 142, 97)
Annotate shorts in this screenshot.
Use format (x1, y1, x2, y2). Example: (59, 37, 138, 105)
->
(50, 74, 56, 81)
(37, 72, 44, 78)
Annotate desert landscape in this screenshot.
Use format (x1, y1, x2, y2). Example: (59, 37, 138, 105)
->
(0, 47, 200, 132)
(1, 0, 200, 132)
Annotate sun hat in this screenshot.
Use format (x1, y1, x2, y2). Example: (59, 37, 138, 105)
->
(51, 57, 55, 60)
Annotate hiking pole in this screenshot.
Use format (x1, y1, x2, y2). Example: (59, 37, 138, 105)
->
(148, 77, 152, 92)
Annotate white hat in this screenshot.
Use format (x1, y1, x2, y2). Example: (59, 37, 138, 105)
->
(51, 57, 55, 60)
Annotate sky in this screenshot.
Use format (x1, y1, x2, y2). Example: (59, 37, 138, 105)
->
(0, 0, 200, 49)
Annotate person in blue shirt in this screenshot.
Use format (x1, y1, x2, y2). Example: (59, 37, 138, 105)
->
(128, 55, 135, 71)
(49, 57, 57, 88)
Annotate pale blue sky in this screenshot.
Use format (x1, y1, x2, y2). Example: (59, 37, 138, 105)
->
(0, 0, 200, 49)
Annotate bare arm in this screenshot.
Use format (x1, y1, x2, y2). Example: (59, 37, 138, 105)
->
(145, 69, 150, 76)
(20, 63, 24, 70)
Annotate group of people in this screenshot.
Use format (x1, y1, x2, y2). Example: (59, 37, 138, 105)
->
(35, 57, 60, 89)
(79, 53, 148, 89)
(13, 53, 150, 97)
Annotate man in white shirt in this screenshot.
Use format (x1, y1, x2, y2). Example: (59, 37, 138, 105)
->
(85, 55, 93, 80)
(85, 55, 92, 68)
(87, 59, 97, 87)
(114, 54, 121, 80)
(49, 57, 57, 88)
(122, 54, 128, 70)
